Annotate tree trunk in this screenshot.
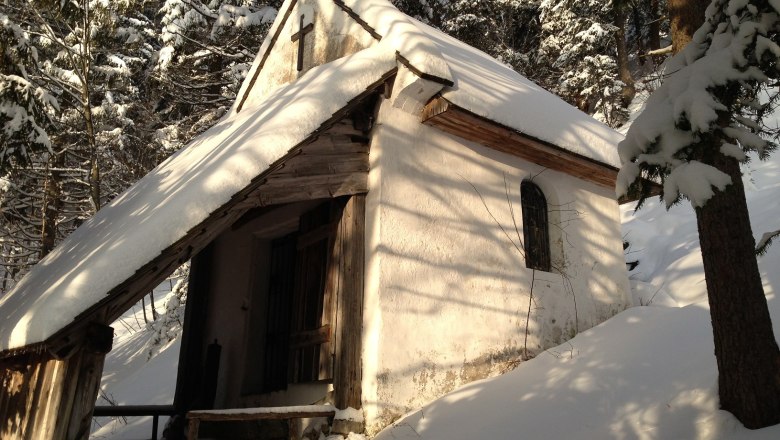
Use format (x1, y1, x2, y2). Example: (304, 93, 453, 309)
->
(81, 1, 101, 212)
(614, 5, 636, 107)
(632, 4, 647, 66)
(694, 152, 780, 429)
(668, 0, 709, 53)
(649, 0, 662, 64)
(671, 0, 780, 428)
(150, 291, 158, 320)
(41, 156, 63, 258)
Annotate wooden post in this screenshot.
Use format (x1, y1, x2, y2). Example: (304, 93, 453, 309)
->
(0, 323, 113, 440)
(65, 323, 113, 439)
(288, 418, 300, 440)
(332, 195, 365, 435)
(187, 418, 200, 440)
(0, 352, 56, 440)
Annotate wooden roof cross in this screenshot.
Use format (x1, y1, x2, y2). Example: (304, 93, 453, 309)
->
(291, 13, 314, 72)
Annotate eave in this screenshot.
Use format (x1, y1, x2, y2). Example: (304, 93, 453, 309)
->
(421, 96, 619, 190)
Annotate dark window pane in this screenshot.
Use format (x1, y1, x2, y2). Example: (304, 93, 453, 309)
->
(521, 181, 551, 272)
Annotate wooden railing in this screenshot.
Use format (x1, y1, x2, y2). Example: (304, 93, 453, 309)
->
(93, 405, 177, 440)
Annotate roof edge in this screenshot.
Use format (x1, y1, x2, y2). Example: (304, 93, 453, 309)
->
(235, 0, 454, 114)
(340, 0, 453, 86)
(422, 96, 621, 190)
(235, 0, 299, 113)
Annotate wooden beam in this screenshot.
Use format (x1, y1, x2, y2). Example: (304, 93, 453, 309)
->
(332, 195, 365, 434)
(303, 138, 369, 154)
(186, 406, 336, 440)
(64, 348, 109, 439)
(28, 355, 63, 439)
(422, 96, 619, 189)
(0, 351, 53, 439)
(242, 173, 368, 210)
(0, 341, 110, 440)
(271, 156, 369, 180)
(187, 407, 336, 422)
(332, 0, 383, 40)
(288, 325, 331, 350)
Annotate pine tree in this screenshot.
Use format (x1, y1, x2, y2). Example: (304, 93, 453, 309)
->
(0, 1, 283, 293)
(0, 11, 57, 172)
(152, 0, 280, 150)
(443, 0, 543, 78)
(539, 0, 633, 126)
(0, 0, 160, 288)
(618, 0, 780, 427)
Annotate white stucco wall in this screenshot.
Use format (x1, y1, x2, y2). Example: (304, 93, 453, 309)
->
(362, 102, 631, 433)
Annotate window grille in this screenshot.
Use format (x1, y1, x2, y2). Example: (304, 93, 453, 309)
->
(521, 181, 551, 272)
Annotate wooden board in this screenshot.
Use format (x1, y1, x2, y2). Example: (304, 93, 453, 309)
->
(186, 406, 336, 440)
(333, 195, 365, 411)
(0, 340, 109, 440)
(186, 406, 335, 422)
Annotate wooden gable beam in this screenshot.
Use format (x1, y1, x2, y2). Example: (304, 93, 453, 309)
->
(421, 96, 619, 189)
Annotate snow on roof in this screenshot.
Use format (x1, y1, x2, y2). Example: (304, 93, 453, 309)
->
(340, 0, 452, 83)
(346, 0, 622, 167)
(0, 43, 397, 353)
(236, 0, 620, 167)
(411, 20, 622, 168)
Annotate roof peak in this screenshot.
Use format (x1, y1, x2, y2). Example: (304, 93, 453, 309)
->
(232, 0, 452, 114)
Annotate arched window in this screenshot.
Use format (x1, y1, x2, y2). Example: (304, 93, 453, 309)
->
(521, 181, 551, 272)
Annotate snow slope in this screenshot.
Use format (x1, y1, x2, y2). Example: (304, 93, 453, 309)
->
(91, 288, 180, 439)
(375, 155, 780, 440)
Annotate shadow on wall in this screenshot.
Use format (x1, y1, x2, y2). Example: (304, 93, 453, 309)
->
(365, 114, 630, 428)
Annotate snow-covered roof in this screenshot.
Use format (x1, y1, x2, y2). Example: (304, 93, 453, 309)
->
(417, 21, 622, 168)
(233, 0, 624, 168)
(0, 0, 622, 354)
(236, 0, 622, 168)
(0, 43, 397, 353)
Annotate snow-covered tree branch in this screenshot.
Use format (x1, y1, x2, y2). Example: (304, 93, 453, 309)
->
(617, 0, 780, 207)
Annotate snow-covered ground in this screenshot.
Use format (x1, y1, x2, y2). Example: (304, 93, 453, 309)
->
(90, 284, 182, 439)
(91, 155, 780, 439)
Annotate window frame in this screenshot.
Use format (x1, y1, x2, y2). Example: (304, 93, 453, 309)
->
(520, 180, 552, 272)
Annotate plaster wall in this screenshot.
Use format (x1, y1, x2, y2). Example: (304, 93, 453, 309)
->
(240, 0, 378, 108)
(204, 225, 256, 408)
(362, 103, 631, 433)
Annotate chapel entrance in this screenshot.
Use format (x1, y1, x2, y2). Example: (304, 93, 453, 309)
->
(174, 195, 365, 437)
